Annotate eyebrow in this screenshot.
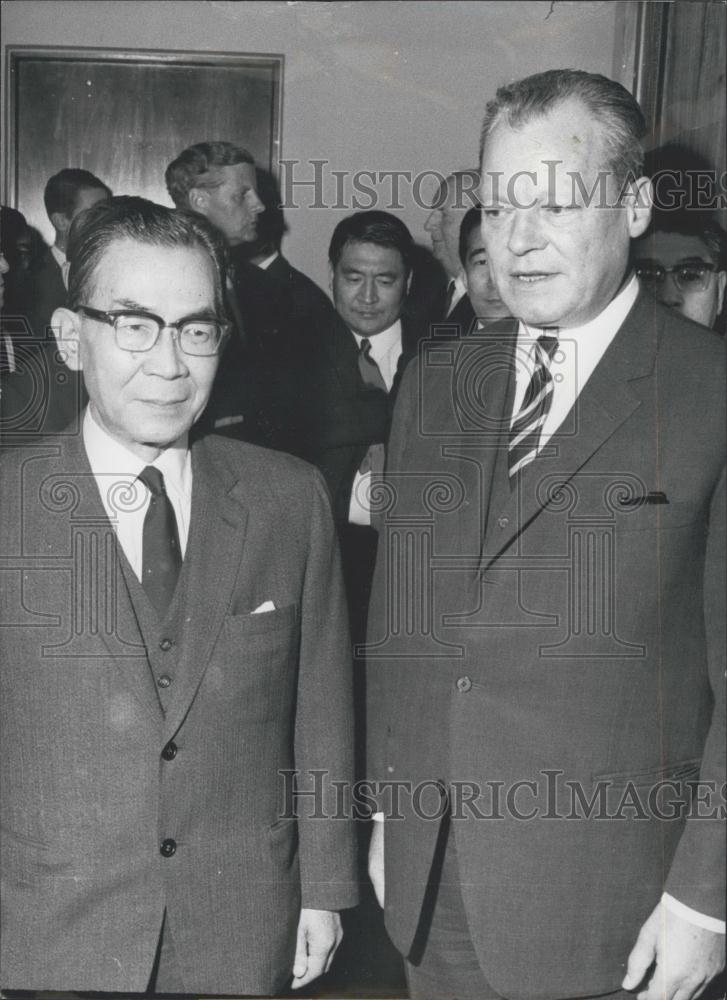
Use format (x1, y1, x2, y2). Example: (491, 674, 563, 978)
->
(110, 299, 220, 323)
(341, 267, 400, 279)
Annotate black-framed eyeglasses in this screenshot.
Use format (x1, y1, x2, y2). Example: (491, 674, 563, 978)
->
(634, 261, 717, 294)
(77, 306, 229, 356)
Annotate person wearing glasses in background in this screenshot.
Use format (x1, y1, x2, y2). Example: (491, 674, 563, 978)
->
(0, 197, 357, 995)
(633, 213, 726, 332)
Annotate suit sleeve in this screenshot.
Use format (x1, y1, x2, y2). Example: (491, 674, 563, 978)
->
(665, 463, 726, 920)
(294, 467, 359, 910)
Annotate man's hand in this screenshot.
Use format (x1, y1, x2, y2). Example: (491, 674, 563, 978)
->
(622, 901, 725, 1000)
(368, 819, 385, 907)
(290, 907, 342, 990)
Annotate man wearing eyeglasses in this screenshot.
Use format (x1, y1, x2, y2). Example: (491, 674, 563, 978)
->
(0, 197, 357, 995)
(633, 215, 727, 331)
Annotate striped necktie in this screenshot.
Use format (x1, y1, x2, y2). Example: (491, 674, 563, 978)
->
(508, 331, 559, 479)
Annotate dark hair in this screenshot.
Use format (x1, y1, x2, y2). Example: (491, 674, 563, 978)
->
(458, 205, 483, 267)
(43, 169, 111, 220)
(66, 196, 227, 314)
(328, 210, 414, 273)
(165, 142, 255, 209)
(644, 211, 727, 271)
(480, 69, 646, 188)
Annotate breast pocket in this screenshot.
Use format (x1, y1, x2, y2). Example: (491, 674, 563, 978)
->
(217, 605, 300, 721)
(613, 500, 702, 532)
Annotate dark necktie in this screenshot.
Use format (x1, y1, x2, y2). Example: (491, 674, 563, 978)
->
(358, 337, 387, 392)
(357, 338, 387, 477)
(508, 331, 559, 479)
(138, 465, 182, 615)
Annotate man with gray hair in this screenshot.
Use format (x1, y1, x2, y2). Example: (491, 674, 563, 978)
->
(367, 69, 724, 1000)
(0, 196, 357, 995)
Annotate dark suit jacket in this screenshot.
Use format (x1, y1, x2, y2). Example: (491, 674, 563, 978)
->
(265, 253, 335, 332)
(0, 429, 358, 993)
(366, 293, 725, 999)
(27, 245, 66, 341)
(292, 312, 425, 524)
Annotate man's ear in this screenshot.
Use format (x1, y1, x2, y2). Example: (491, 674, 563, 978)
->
(624, 176, 652, 240)
(51, 307, 83, 371)
(328, 262, 335, 293)
(187, 187, 209, 214)
(49, 212, 71, 239)
(406, 270, 413, 297)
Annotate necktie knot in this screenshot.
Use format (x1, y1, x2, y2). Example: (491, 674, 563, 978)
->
(358, 337, 387, 392)
(139, 465, 166, 498)
(537, 330, 559, 363)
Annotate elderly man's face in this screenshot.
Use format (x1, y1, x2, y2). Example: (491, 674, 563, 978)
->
(196, 163, 264, 246)
(633, 230, 726, 329)
(331, 240, 410, 338)
(480, 99, 651, 329)
(60, 238, 220, 461)
(424, 180, 466, 279)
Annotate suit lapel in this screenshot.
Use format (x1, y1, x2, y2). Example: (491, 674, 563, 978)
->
(482, 293, 658, 567)
(163, 438, 249, 738)
(50, 432, 163, 725)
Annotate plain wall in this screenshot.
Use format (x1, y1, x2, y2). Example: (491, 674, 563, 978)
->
(1, 0, 619, 289)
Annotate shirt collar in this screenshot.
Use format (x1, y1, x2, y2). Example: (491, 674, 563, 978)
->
(50, 244, 66, 269)
(350, 318, 402, 356)
(517, 272, 639, 350)
(256, 251, 279, 271)
(82, 405, 191, 497)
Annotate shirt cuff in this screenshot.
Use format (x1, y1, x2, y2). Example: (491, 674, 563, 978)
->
(372, 811, 384, 822)
(662, 892, 725, 933)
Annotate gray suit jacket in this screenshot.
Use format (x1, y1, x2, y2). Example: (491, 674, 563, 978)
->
(1, 428, 357, 993)
(366, 293, 725, 999)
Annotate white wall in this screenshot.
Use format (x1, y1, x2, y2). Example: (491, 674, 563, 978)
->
(1, 0, 620, 289)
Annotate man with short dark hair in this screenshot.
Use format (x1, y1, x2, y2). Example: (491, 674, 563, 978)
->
(33, 167, 112, 335)
(423, 169, 479, 326)
(0, 196, 357, 995)
(458, 205, 510, 328)
(368, 69, 725, 1000)
(633, 214, 727, 331)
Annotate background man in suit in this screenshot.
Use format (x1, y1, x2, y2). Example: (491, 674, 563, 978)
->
(423, 169, 480, 327)
(32, 167, 112, 339)
(458, 205, 510, 329)
(367, 69, 724, 1000)
(0, 196, 357, 994)
(295, 210, 422, 644)
(633, 213, 726, 332)
(166, 141, 297, 446)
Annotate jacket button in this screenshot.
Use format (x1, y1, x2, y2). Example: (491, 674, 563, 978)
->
(157, 674, 172, 689)
(159, 638, 173, 651)
(498, 516, 509, 528)
(160, 838, 177, 857)
(161, 741, 177, 761)
(456, 676, 472, 693)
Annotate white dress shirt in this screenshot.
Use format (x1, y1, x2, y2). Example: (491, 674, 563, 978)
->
(83, 406, 192, 580)
(348, 319, 402, 526)
(446, 275, 467, 317)
(510, 274, 639, 446)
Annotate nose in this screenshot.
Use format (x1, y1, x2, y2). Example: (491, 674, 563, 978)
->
(142, 327, 189, 378)
(359, 277, 378, 304)
(507, 209, 547, 256)
(657, 271, 683, 308)
(248, 190, 265, 216)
